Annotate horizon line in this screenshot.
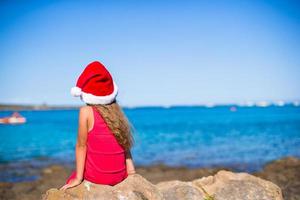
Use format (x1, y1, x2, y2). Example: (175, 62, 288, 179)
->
(0, 99, 299, 109)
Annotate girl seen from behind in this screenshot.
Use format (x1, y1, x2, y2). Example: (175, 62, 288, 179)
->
(60, 61, 136, 190)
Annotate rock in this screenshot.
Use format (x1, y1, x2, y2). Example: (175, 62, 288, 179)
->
(192, 170, 283, 200)
(42, 170, 283, 200)
(42, 174, 164, 200)
(156, 180, 204, 200)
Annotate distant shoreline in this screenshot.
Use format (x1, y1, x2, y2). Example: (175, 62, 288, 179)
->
(0, 104, 80, 111)
(1, 102, 299, 111)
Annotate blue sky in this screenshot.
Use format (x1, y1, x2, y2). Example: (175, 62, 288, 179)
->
(0, 0, 299, 106)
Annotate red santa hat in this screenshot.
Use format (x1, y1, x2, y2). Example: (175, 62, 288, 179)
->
(70, 61, 118, 105)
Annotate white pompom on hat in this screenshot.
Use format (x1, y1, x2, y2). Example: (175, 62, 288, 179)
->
(70, 86, 82, 97)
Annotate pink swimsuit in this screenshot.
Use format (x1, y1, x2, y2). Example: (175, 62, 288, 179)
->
(66, 106, 128, 186)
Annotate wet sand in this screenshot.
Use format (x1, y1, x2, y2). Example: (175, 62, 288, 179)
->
(0, 157, 299, 200)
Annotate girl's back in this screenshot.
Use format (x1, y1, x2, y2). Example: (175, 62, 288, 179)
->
(84, 106, 128, 185)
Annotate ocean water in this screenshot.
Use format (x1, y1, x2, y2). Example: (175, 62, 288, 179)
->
(0, 105, 299, 182)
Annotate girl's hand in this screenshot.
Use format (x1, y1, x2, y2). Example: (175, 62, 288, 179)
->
(60, 178, 83, 191)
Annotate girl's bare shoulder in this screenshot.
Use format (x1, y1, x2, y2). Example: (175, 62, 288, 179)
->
(79, 106, 93, 117)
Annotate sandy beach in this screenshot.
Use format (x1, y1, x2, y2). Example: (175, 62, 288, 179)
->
(0, 156, 299, 200)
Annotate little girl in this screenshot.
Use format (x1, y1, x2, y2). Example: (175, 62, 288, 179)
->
(60, 61, 136, 190)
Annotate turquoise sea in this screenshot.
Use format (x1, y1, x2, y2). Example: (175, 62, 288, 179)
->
(0, 105, 299, 182)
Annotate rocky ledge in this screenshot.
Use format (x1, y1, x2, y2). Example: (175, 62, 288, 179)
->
(42, 170, 283, 200)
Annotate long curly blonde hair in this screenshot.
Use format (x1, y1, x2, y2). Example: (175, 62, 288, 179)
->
(89, 101, 134, 150)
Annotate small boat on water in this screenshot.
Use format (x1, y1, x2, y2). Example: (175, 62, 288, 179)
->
(0, 112, 26, 124)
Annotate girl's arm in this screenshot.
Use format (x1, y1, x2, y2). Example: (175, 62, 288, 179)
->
(126, 150, 136, 175)
(74, 107, 89, 180)
(60, 107, 89, 190)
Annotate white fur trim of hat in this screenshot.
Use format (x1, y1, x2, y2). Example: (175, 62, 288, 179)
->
(70, 82, 118, 105)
